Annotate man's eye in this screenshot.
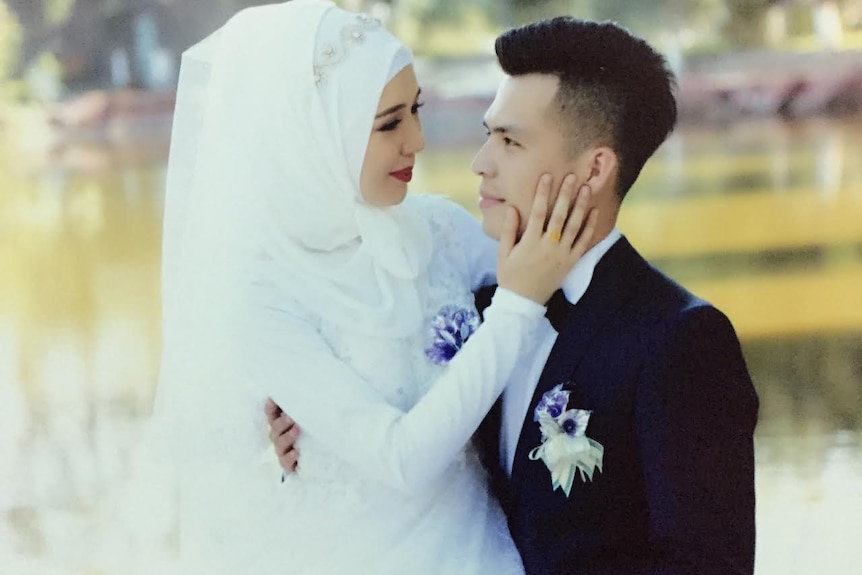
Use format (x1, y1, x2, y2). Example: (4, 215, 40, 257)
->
(503, 137, 516, 146)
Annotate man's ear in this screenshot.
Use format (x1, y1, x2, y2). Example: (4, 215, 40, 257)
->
(579, 146, 618, 199)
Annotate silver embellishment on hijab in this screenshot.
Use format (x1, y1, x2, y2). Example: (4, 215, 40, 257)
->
(314, 13, 382, 86)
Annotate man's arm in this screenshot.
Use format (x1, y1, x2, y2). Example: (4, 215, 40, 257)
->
(633, 304, 759, 575)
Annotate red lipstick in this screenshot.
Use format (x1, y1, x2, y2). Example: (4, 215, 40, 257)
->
(390, 166, 413, 183)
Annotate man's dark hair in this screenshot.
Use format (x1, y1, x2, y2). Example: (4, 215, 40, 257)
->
(495, 18, 677, 200)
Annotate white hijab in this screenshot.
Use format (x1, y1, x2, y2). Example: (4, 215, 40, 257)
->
(161, 0, 432, 347)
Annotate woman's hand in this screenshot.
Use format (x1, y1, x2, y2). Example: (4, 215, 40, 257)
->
(265, 398, 301, 474)
(496, 174, 598, 305)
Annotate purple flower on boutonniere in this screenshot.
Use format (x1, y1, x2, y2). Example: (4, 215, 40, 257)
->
(534, 385, 571, 421)
(528, 383, 604, 497)
(559, 409, 591, 437)
(425, 305, 480, 365)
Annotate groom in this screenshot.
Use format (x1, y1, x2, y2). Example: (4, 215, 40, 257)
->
(268, 17, 758, 575)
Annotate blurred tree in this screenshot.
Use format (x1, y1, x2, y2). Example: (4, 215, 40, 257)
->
(5, 1, 50, 76)
(395, 0, 573, 30)
(496, 0, 581, 26)
(407, 0, 725, 47)
(46, 0, 75, 25)
(590, 0, 721, 32)
(587, 0, 724, 69)
(480, 0, 722, 32)
(0, 1, 22, 86)
(400, 0, 845, 52)
(392, 0, 492, 54)
(723, 0, 772, 47)
(422, 0, 468, 23)
(504, 0, 558, 23)
(395, 0, 470, 25)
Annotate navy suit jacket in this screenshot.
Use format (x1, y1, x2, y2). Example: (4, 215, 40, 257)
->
(475, 237, 758, 575)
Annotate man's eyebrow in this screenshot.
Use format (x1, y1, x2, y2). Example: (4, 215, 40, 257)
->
(375, 88, 422, 119)
(482, 120, 522, 135)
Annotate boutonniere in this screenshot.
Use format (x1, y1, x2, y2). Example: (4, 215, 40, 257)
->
(528, 383, 604, 497)
(425, 305, 480, 365)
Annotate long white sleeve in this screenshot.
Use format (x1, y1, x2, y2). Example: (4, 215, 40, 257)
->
(241, 287, 543, 495)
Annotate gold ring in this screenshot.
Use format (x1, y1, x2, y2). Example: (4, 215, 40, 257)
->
(548, 229, 562, 243)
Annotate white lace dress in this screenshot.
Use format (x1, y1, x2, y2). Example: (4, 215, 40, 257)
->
(178, 196, 539, 575)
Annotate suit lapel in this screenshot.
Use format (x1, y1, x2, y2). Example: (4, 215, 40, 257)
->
(510, 237, 645, 478)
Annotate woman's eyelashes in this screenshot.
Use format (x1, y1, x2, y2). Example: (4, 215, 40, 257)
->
(377, 101, 425, 132)
(378, 118, 401, 132)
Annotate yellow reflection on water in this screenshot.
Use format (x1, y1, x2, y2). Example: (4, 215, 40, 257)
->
(0, 146, 165, 573)
(1, 117, 860, 574)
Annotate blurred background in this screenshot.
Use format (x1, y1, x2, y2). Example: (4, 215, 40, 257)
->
(0, 0, 860, 573)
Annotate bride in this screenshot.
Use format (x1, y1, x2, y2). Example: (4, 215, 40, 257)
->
(150, 1, 594, 573)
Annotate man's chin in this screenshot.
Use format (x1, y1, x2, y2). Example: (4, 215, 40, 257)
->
(480, 217, 503, 241)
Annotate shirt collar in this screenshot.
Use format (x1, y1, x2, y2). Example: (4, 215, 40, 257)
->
(561, 227, 622, 306)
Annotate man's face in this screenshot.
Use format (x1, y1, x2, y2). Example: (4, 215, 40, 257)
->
(472, 74, 577, 239)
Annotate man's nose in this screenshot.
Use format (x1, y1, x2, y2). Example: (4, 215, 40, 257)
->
(471, 141, 493, 177)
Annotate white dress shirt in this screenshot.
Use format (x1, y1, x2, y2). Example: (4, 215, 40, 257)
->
(500, 227, 622, 475)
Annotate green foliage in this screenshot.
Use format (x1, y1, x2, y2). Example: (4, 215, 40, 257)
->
(0, 1, 24, 106)
(591, 0, 721, 30)
(421, 0, 469, 23)
(45, 0, 75, 26)
(723, 0, 770, 48)
(507, 0, 580, 25)
(451, 0, 726, 46)
(0, 1, 22, 82)
(404, 0, 778, 52)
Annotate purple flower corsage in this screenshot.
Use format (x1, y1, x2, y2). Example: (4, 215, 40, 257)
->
(425, 305, 480, 365)
(528, 383, 604, 497)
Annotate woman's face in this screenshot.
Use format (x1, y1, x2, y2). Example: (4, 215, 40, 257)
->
(360, 65, 425, 206)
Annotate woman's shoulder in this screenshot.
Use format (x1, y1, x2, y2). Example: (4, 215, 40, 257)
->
(403, 193, 494, 290)
(404, 193, 481, 242)
(404, 192, 468, 215)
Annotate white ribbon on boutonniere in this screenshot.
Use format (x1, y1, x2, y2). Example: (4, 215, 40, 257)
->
(528, 383, 604, 497)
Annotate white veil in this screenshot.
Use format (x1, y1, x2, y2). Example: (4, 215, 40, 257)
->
(154, 0, 433, 449)
(162, 0, 430, 340)
(141, 1, 433, 568)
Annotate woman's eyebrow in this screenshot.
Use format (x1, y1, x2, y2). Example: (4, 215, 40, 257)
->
(375, 88, 422, 119)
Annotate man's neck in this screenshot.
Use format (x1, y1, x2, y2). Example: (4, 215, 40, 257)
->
(583, 218, 617, 253)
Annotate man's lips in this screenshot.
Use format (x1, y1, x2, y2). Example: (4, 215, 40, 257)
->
(478, 191, 504, 210)
(390, 167, 413, 183)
